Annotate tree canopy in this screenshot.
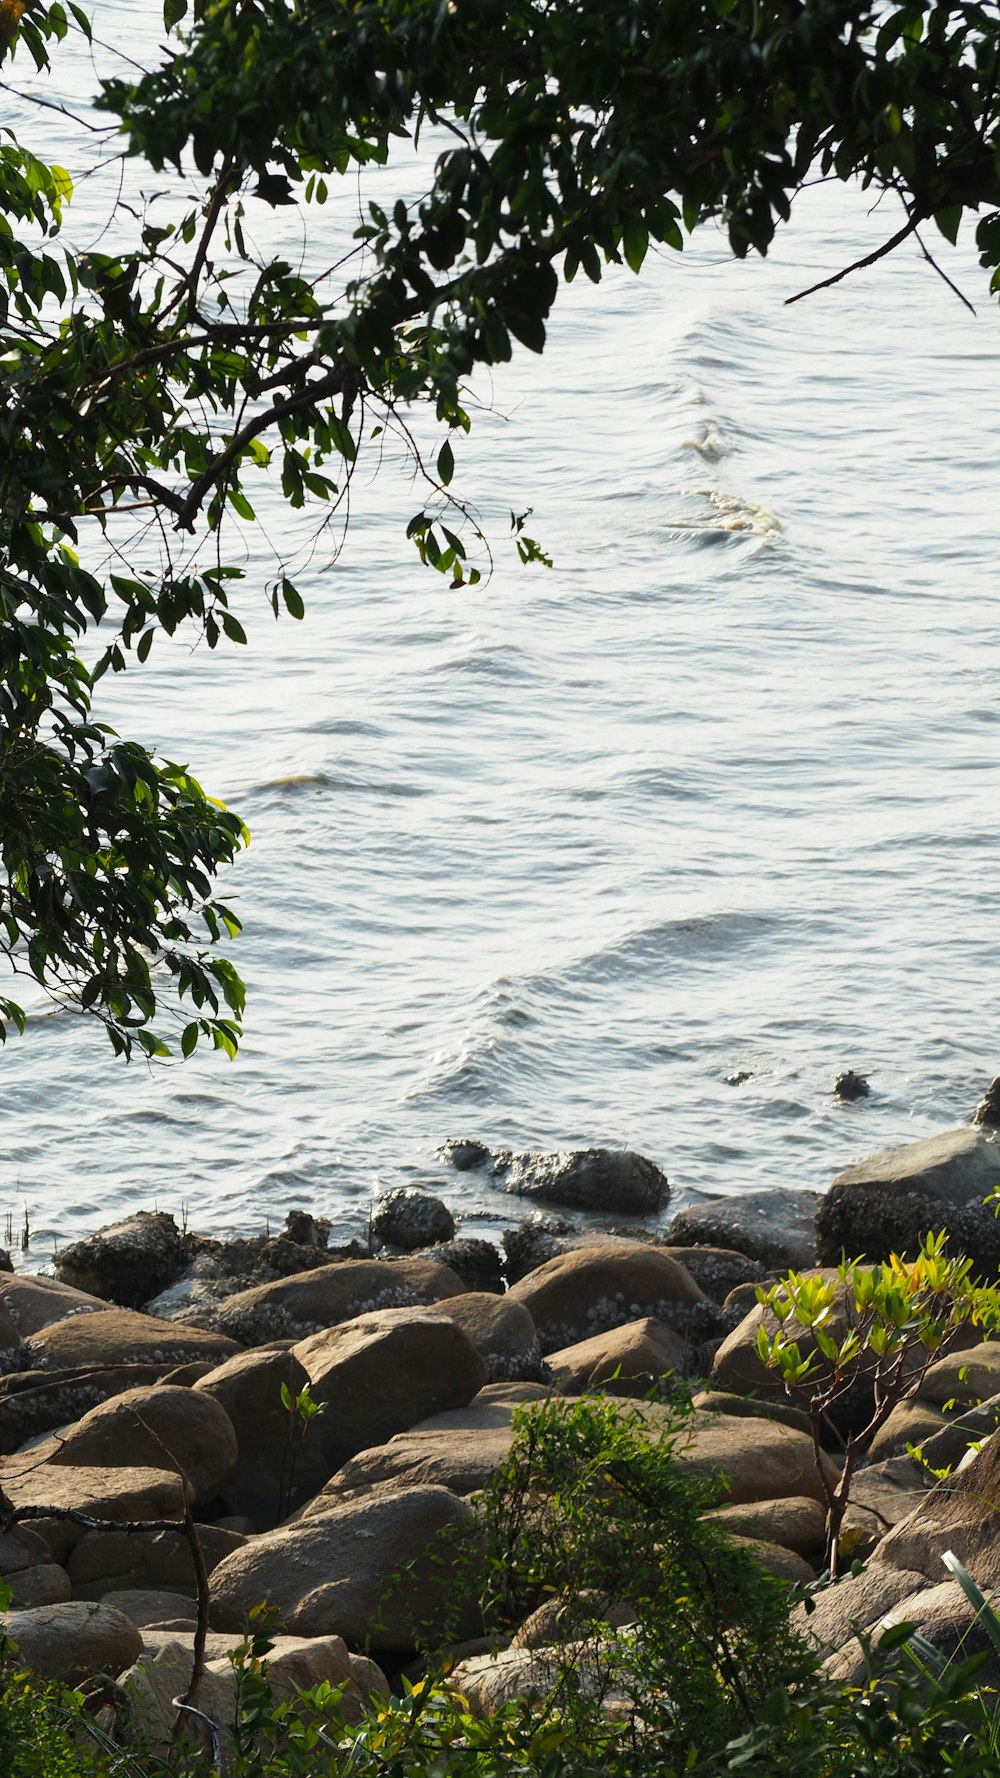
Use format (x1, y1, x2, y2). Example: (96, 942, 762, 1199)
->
(2, 0, 998, 1059)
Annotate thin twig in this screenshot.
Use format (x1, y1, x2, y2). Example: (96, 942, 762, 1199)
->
(785, 213, 924, 306)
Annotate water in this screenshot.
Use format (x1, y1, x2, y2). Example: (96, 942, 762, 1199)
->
(5, 3, 1000, 1264)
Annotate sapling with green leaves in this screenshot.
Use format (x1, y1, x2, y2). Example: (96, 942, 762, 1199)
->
(755, 1231, 1000, 1573)
(276, 1381, 326, 1526)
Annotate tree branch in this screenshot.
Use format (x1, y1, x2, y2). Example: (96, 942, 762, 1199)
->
(785, 212, 925, 306)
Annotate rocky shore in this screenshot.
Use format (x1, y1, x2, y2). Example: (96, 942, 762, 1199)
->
(4, 1117, 1000, 1761)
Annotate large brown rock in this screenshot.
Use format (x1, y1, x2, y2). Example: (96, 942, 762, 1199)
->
(0, 1275, 110, 1343)
(0, 1363, 189, 1454)
(507, 1243, 708, 1355)
(703, 1495, 827, 1560)
(67, 1522, 245, 1599)
(678, 1411, 836, 1506)
(7, 1564, 72, 1607)
(195, 1346, 326, 1527)
(791, 1562, 928, 1659)
(868, 1435, 1000, 1588)
(548, 1318, 686, 1396)
(55, 1213, 187, 1309)
(710, 1274, 882, 1437)
(210, 1257, 466, 1346)
(0, 1600, 142, 1681)
(307, 1419, 516, 1506)
(209, 1485, 480, 1651)
(0, 1463, 190, 1563)
(292, 1306, 488, 1468)
(815, 1127, 1000, 1267)
(25, 1310, 239, 1372)
(426, 1293, 542, 1383)
(41, 1386, 238, 1503)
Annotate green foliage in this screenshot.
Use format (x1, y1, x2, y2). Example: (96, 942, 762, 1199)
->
(3, 0, 1000, 1057)
(473, 1393, 816, 1767)
(755, 1231, 1000, 1570)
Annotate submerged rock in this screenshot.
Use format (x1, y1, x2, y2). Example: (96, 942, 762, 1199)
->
(833, 1070, 870, 1100)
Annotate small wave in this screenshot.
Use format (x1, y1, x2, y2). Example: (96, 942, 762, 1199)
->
(253, 769, 427, 799)
(434, 641, 534, 681)
(662, 489, 781, 541)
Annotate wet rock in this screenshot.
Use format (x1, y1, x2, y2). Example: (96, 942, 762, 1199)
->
(665, 1189, 820, 1271)
(833, 1070, 870, 1100)
(0, 1601, 142, 1683)
(507, 1241, 707, 1356)
(815, 1127, 1000, 1266)
(40, 1385, 239, 1504)
(427, 1238, 504, 1294)
(370, 1188, 455, 1252)
(441, 1139, 491, 1171)
(282, 1210, 330, 1249)
(292, 1306, 488, 1469)
(209, 1485, 481, 1653)
(973, 1077, 1000, 1128)
(0, 1249, 12, 1274)
(502, 1213, 576, 1285)
(55, 1213, 186, 1310)
(207, 1257, 465, 1347)
(548, 1318, 686, 1396)
(498, 1147, 668, 1217)
(428, 1292, 542, 1383)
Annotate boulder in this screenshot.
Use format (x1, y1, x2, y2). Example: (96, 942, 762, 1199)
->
(101, 1589, 198, 1629)
(121, 1632, 386, 1767)
(55, 1213, 186, 1310)
(41, 1385, 238, 1503)
(292, 1306, 489, 1467)
(0, 1600, 142, 1682)
(371, 1188, 455, 1251)
(428, 1239, 504, 1295)
(450, 1638, 629, 1715)
(974, 1078, 1000, 1129)
(209, 1257, 466, 1347)
(866, 1399, 948, 1464)
(209, 1485, 481, 1652)
(664, 1189, 821, 1271)
(0, 1462, 190, 1564)
(507, 1242, 708, 1355)
(497, 1147, 668, 1216)
(67, 1522, 245, 1599)
(917, 1341, 1000, 1410)
(815, 1127, 1000, 1267)
(678, 1411, 836, 1506)
(914, 1391, 1000, 1473)
(710, 1274, 880, 1436)
(548, 1319, 686, 1396)
(867, 1435, 1000, 1588)
(427, 1293, 542, 1383)
(791, 1563, 929, 1659)
(511, 1591, 634, 1649)
(846, 1455, 931, 1533)
(659, 1246, 765, 1304)
(503, 1213, 576, 1285)
(0, 1526, 54, 1577)
(703, 1496, 827, 1561)
(7, 1564, 72, 1607)
(24, 1310, 240, 1372)
(307, 1419, 516, 1505)
(0, 1274, 111, 1341)
(690, 1390, 813, 1438)
(195, 1346, 327, 1527)
(0, 1363, 187, 1453)
(729, 1535, 816, 1584)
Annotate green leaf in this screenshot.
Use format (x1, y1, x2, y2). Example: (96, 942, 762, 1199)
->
(437, 438, 455, 486)
(281, 578, 305, 619)
(181, 1021, 199, 1058)
(622, 215, 648, 274)
(163, 0, 187, 25)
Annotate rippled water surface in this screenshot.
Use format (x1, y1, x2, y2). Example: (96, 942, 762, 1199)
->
(5, 3, 1000, 1261)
